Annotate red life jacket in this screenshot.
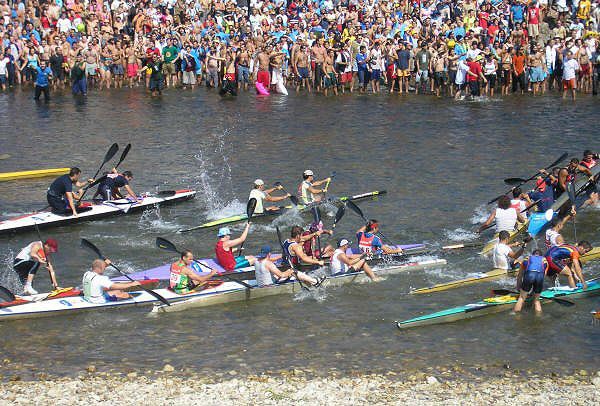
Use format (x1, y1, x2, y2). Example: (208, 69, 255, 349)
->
(301, 231, 313, 257)
(581, 158, 597, 169)
(358, 232, 376, 254)
(215, 240, 236, 271)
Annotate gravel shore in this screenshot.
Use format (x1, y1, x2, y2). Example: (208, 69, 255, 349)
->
(1, 369, 599, 405)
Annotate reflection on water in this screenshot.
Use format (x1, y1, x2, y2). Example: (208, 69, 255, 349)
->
(0, 88, 598, 378)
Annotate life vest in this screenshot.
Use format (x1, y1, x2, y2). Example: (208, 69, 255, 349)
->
(15, 241, 46, 262)
(546, 244, 577, 261)
(545, 228, 560, 249)
(169, 261, 190, 291)
(495, 207, 517, 232)
(215, 240, 236, 271)
(525, 255, 547, 274)
(581, 158, 596, 169)
(298, 180, 314, 204)
(282, 239, 299, 265)
(358, 232, 376, 254)
(301, 231, 314, 257)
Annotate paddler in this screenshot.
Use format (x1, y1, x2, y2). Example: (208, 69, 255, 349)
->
(331, 238, 379, 281)
(557, 158, 592, 197)
(93, 169, 140, 202)
(545, 241, 592, 289)
(254, 246, 324, 287)
(478, 195, 526, 234)
(529, 172, 556, 212)
(283, 226, 326, 268)
(510, 187, 531, 219)
(513, 249, 550, 313)
(492, 230, 526, 270)
(12, 239, 60, 295)
(215, 225, 256, 272)
(545, 212, 573, 248)
(298, 170, 332, 204)
(82, 259, 141, 303)
(579, 150, 599, 208)
(302, 221, 334, 259)
(46, 167, 94, 216)
(248, 179, 291, 215)
(169, 250, 218, 294)
(356, 220, 403, 255)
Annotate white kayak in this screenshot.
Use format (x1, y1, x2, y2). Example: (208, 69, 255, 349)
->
(0, 189, 196, 235)
(0, 258, 447, 322)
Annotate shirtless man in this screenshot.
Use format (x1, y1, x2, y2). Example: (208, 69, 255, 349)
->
(205, 46, 221, 88)
(577, 45, 592, 94)
(237, 43, 250, 91)
(527, 45, 546, 96)
(292, 42, 311, 92)
(311, 37, 327, 92)
(269, 42, 286, 93)
(255, 44, 272, 89)
(323, 49, 338, 96)
(125, 41, 140, 87)
(85, 48, 99, 88)
(111, 39, 125, 88)
(432, 49, 448, 97)
(219, 50, 237, 96)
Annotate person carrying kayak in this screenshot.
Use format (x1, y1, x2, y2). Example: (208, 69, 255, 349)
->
(513, 249, 549, 313)
(93, 169, 140, 202)
(254, 245, 324, 287)
(169, 250, 217, 294)
(545, 241, 592, 289)
(82, 259, 141, 303)
(248, 179, 291, 215)
(298, 170, 331, 204)
(331, 238, 379, 281)
(283, 226, 326, 268)
(356, 220, 403, 256)
(46, 167, 94, 216)
(214, 225, 256, 272)
(478, 195, 526, 234)
(492, 230, 526, 270)
(12, 239, 60, 295)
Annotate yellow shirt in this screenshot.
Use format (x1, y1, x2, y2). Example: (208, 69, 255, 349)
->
(577, 0, 591, 20)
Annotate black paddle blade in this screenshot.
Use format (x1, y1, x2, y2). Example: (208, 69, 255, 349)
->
(80, 238, 105, 259)
(548, 152, 568, 169)
(276, 226, 285, 249)
(289, 194, 299, 206)
(247, 198, 257, 219)
(156, 237, 178, 253)
(504, 177, 527, 185)
(334, 205, 345, 226)
(312, 206, 321, 223)
(330, 171, 337, 179)
(492, 289, 518, 296)
(156, 190, 176, 197)
(115, 143, 131, 167)
(88, 174, 108, 188)
(0, 285, 16, 302)
(273, 181, 282, 187)
(104, 143, 119, 164)
(345, 200, 364, 219)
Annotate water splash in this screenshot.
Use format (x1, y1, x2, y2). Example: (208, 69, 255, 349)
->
(0, 249, 22, 293)
(444, 228, 478, 242)
(206, 199, 245, 221)
(139, 205, 180, 232)
(471, 204, 489, 224)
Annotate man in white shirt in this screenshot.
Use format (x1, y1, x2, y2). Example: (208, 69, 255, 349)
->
(492, 230, 526, 270)
(562, 51, 580, 100)
(82, 259, 140, 304)
(249, 179, 291, 215)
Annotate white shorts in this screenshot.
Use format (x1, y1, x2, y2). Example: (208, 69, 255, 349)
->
(271, 68, 283, 85)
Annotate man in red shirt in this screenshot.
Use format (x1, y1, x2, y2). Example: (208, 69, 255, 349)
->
(466, 56, 487, 97)
(215, 225, 256, 272)
(528, 2, 541, 40)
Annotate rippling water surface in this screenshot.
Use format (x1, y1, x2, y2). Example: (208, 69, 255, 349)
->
(0, 88, 599, 378)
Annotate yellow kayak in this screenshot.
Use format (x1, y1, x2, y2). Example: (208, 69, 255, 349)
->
(412, 247, 600, 295)
(0, 168, 69, 182)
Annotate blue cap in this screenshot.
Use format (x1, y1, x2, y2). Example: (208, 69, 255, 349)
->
(217, 227, 231, 237)
(256, 245, 271, 259)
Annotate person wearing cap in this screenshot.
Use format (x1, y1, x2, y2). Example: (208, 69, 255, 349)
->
(169, 250, 218, 294)
(298, 170, 332, 204)
(331, 238, 379, 281)
(215, 225, 256, 272)
(254, 246, 324, 288)
(356, 220, 404, 256)
(283, 225, 327, 268)
(12, 239, 60, 295)
(249, 179, 291, 215)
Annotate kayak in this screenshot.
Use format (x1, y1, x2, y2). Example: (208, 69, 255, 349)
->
(411, 247, 600, 295)
(151, 257, 447, 314)
(0, 168, 70, 182)
(178, 190, 387, 233)
(397, 278, 600, 330)
(112, 243, 430, 282)
(0, 189, 196, 235)
(479, 164, 600, 255)
(0, 257, 446, 322)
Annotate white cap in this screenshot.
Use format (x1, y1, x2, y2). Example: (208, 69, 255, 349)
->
(337, 238, 351, 247)
(254, 179, 264, 186)
(303, 170, 314, 176)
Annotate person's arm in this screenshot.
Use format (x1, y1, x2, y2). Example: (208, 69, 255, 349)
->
(508, 241, 525, 259)
(185, 267, 217, 283)
(123, 184, 139, 200)
(478, 210, 496, 232)
(108, 280, 141, 290)
(516, 262, 525, 290)
(265, 261, 293, 279)
(516, 211, 526, 223)
(65, 191, 78, 216)
(558, 168, 568, 191)
(382, 244, 403, 254)
(572, 258, 586, 289)
(264, 192, 289, 203)
(223, 222, 250, 249)
(311, 177, 331, 187)
(292, 243, 324, 266)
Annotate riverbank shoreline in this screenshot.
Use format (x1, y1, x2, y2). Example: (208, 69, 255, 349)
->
(1, 368, 598, 405)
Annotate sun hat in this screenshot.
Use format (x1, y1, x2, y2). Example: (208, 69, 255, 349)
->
(217, 227, 231, 237)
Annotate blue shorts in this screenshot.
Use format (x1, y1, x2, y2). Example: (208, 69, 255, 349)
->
(297, 67, 310, 79)
(234, 257, 250, 269)
(371, 69, 381, 81)
(522, 271, 545, 294)
(103, 292, 118, 302)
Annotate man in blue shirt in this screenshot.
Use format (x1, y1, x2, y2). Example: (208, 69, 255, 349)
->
(356, 45, 368, 91)
(34, 60, 53, 102)
(510, 1, 525, 27)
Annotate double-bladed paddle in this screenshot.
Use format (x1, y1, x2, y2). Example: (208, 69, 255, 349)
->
(312, 206, 323, 259)
(490, 153, 568, 204)
(0, 285, 16, 302)
(273, 182, 299, 206)
(78, 143, 120, 202)
(114, 143, 131, 170)
(237, 198, 257, 258)
(345, 200, 394, 245)
(332, 204, 345, 229)
(491, 288, 575, 307)
(567, 181, 578, 241)
(80, 238, 170, 306)
(155, 237, 253, 290)
(275, 226, 309, 291)
(323, 171, 336, 194)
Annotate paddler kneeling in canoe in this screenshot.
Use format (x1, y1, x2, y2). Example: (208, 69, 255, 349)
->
(331, 239, 379, 281)
(298, 170, 331, 204)
(249, 179, 291, 214)
(82, 259, 141, 303)
(169, 250, 218, 294)
(478, 195, 527, 234)
(356, 220, 403, 256)
(514, 250, 550, 313)
(215, 225, 256, 271)
(47, 167, 94, 216)
(254, 246, 325, 287)
(93, 169, 141, 202)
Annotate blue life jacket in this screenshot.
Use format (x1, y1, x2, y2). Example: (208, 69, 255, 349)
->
(526, 255, 546, 273)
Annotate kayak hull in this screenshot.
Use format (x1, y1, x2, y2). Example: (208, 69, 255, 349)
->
(0, 168, 70, 182)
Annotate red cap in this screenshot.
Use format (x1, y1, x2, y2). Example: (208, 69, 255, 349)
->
(45, 238, 58, 253)
(536, 179, 546, 192)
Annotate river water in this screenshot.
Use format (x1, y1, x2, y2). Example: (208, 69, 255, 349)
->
(0, 88, 599, 379)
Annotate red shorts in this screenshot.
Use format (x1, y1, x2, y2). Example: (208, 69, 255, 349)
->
(340, 72, 353, 83)
(562, 78, 576, 90)
(256, 70, 270, 88)
(546, 255, 567, 276)
(127, 63, 138, 78)
(579, 64, 590, 76)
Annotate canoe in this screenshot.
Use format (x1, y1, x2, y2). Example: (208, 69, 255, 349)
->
(0, 168, 70, 182)
(479, 164, 600, 255)
(0, 189, 196, 235)
(0, 258, 447, 322)
(151, 257, 447, 314)
(411, 247, 600, 295)
(397, 278, 600, 329)
(178, 190, 387, 232)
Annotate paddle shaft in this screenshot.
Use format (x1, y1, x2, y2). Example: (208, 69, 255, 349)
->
(107, 262, 170, 306)
(276, 226, 309, 291)
(32, 221, 58, 288)
(79, 144, 120, 202)
(192, 259, 253, 290)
